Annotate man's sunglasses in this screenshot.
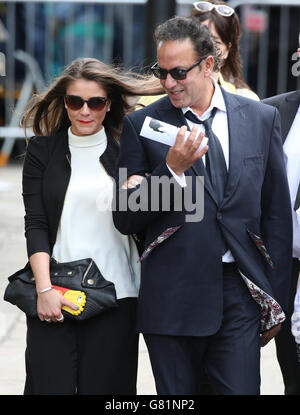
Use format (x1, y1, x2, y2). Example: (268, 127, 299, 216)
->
(150, 58, 204, 80)
(65, 95, 108, 111)
(193, 1, 235, 17)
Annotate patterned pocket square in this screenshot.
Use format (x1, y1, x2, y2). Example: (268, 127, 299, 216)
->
(247, 228, 274, 269)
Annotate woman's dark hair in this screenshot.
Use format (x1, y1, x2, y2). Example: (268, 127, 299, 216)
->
(21, 58, 163, 139)
(191, 0, 250, 89)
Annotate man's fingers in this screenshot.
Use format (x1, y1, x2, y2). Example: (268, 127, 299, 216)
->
(174, 125, 187, 146)
(187, 130, 208, 161)
(261, 324, 281, 347)
(261, 331, 271, 347)
(180, 125, 198, 151)
(166, 126, 208, 175)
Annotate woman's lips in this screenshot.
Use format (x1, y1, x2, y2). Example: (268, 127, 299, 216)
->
(78, 120, 92, 124)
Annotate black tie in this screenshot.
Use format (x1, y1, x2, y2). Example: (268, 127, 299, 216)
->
(185, 108, 227, 205)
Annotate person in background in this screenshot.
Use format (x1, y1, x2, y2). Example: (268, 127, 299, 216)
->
(191, 0, 258, 99)
(263, 45, 300, 395)
(20, 57, 162, 395)
(138, 0, 258, 108)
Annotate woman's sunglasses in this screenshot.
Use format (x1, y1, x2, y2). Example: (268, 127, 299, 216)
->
(65, 95, 108, 111)
(151, 58, 205, 80)
(193, 1, 235, 17)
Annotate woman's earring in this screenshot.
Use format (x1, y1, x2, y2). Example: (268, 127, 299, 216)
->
(107, 107, 110, 112)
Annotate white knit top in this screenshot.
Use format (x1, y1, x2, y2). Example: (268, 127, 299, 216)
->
(52, 127, 141, 299)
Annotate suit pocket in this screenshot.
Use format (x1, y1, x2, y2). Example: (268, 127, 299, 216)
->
(243, 155, 264, 175)
(243, 155, 264, 193)
(246, 228, 274, 269)
(243, 154, 264, 165)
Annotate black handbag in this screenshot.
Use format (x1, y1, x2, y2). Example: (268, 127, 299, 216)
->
(3, 258, 118, 320)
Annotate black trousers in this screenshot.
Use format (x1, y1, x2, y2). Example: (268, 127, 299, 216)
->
(275, 258, 300, 395)
(24, 298, 138, 395)
(144, 264, 261, 395)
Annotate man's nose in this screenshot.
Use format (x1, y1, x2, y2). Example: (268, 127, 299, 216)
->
(162, 73, 178, 89)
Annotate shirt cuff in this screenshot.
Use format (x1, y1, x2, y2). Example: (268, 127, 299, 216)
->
(166, 163, 187, 188)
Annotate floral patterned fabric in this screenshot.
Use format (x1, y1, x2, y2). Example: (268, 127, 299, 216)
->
(139, 225, 183, 262)
(238, 269, 285, 332)
(247, 229, 275, 269)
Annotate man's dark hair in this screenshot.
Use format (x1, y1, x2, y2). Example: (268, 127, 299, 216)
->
(154, 16, 220, 71)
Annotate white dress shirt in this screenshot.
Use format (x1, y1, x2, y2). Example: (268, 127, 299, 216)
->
(283, 104, 300, 259)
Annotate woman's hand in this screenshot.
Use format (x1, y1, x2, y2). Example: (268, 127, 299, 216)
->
(29, 252, 78, 323)
(37, 287, 79, 323)
(122, 173, 150, 189)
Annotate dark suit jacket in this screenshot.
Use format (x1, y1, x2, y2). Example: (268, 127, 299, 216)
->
(263, 90, 300, 212)
(23, 129, 120, 258)
(113, 90, 293, 337)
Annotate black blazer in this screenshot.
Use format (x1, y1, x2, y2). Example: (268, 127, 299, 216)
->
(263, 90, 300, 211)
(113, 90, 293, 336)
(22, 129, 144, 258)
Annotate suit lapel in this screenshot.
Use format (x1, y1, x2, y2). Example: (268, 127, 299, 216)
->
(221, 91, 246, 205)
(277, 91, 300, 209)
(278, 91, 300, 143)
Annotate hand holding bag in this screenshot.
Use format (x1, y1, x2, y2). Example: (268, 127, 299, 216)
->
(3, 258, 118, 320)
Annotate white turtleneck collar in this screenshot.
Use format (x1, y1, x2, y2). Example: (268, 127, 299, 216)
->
(68, 126, 107, 148)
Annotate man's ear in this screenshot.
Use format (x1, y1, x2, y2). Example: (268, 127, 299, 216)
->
(203, 56, 214, 77)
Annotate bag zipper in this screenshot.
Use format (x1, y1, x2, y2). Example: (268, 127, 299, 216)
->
(82, 259, 93, 283)
(66, 154, 71, 167)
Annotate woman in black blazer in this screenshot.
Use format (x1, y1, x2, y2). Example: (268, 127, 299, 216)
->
(20, 57, 161, 395)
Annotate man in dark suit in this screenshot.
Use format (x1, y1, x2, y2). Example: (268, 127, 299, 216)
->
(263, 48, 300, 394)
(113, 17, 292, 394)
